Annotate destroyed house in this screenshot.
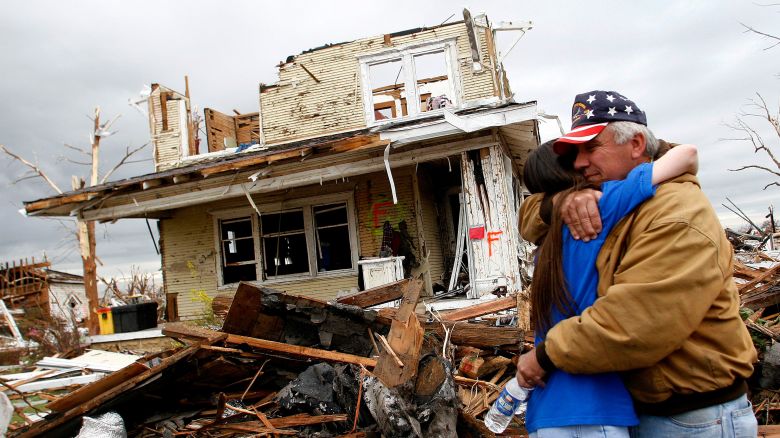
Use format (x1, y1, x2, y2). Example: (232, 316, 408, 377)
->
(23, 11, 540, 323)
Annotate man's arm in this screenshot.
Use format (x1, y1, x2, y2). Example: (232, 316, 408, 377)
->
(541, 185, 728, 374)
(556, 139, 682, 241)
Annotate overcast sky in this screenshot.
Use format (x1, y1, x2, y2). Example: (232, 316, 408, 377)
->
(1, 1, 778, 281)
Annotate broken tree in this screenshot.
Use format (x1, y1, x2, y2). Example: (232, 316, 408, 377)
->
(1, 108, 147, 334)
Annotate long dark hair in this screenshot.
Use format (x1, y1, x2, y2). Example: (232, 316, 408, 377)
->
(523, 141, 581, 334)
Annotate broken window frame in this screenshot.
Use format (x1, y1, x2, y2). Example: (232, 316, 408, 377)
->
(359, 38, 462, 126)
(211, 192, 359, 287)
(216, 215, 261, 285)
(260, 208, 310, 280)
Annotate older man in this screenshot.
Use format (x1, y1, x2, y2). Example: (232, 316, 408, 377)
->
(517, 91, 757, 437)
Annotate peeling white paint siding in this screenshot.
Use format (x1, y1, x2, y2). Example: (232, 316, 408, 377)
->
(149, 88, 187, 171)
(460, 146, 521, 298)
(260, 22, 497, 145)
(460, 150, 485, 297)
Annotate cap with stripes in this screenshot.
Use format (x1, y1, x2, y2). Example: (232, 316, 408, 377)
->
(553, 90, 646, 154)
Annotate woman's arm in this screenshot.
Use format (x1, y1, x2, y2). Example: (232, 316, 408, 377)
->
(651, 144, 698, 184)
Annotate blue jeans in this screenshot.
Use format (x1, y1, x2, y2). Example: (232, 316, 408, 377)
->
(530, 425, 629, 438)
(630, 394, 757, 437)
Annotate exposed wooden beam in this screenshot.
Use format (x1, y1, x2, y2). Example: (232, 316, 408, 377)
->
(425, 321, 522, 349)
(373, 278, 423, 387)
(160, 91, 170, 131)
(299, 63, 321, 84)
(335, 278, 409, 308)
(162, 321, 229, 344)
(439, 295, 516, 321)
(172, 174, 191, 184)
(18, 345, 202, 438)
(80, 136, 497, 221)
(24, 192, 95, 213)
(200, 147, 313, 177)
(142, 179, 163, 190)
(225, 333, 377, 368)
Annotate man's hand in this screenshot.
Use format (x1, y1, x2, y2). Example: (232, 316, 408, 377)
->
(515, 348, 546, 389)
(559, 189, 603, 241)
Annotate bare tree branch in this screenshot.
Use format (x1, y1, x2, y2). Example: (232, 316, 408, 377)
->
(741, 22, 780, 50)
(729, 164, 780, 178)
(124, 158, 152, 164)
(100, 142, 149, 184)
(13, 175, 43, 184)
(63, 143, 91, 157)
(0, 145, 62, 194)
(62, 158, 92, 166)
(764, 181, 780, 190)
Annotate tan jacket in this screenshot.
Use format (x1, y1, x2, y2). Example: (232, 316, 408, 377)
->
(520, 174, 757, 403)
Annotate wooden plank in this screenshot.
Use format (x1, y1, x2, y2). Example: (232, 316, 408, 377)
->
(269, 413, 348, 428)
(373, 278, 424, 387)
(439, 295, 516, 321)
(335, 279, 409, 308)
(200, 146, 313, 177)
(162, 321, 229, 343)
(299, 63, 321, 83)
(46, 362, 149, 412)
(24, 192, 94, 212)
(225, 333, 377, 368)
(160, 91, 169, 131)
(425, 321, 522, 349)
(18, 344, 203, 438)
(328, 138, 390, 154)
(739, 263, 780, 294)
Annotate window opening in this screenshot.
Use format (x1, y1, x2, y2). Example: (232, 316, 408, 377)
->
(261, 210, 309, 278)
(369, 59, 407, 121)
(220, 217, 257, 283)
(414, 51, 452, 112)
(314, 203, 352, 272)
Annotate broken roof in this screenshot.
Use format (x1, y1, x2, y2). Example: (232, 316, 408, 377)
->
(24, 100, 538, 219)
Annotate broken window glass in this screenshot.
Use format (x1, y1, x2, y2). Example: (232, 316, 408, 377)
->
(369, 59, 407, 121)
(414, 51, 451, 112)
(261, 210, 309, 278)
(314, 203, 352, 272)
(220, 217, 257, 283)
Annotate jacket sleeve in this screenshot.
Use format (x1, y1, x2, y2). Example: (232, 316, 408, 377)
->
(519, 193, 550, 245)
(544, 213, 728, 373)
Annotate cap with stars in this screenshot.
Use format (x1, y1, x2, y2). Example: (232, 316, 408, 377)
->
(553, 90, 647, 154)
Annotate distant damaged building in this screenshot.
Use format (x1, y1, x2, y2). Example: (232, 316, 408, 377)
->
(23, 10, 540, 324)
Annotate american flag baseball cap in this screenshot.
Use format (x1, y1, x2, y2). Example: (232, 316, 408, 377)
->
(553, 90, 647, 154)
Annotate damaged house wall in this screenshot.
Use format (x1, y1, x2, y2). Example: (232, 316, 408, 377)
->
(460, 144, 522, 301)
(148, 85, 192, 171)
(259, 20, 499, 145)
(204, 108, 261, 153)
(160, 166, 436, 320)
(21, 12, 542, 329)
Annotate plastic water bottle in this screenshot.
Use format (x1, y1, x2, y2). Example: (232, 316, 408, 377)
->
(484, 377, 533, 433)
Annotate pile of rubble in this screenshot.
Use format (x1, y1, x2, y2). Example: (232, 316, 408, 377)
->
(14, 249, 780, 436)
(735, 250, 780, 433)
(8, 278, 526, 437)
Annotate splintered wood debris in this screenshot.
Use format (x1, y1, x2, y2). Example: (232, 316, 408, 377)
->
(3, 278, 527, 437)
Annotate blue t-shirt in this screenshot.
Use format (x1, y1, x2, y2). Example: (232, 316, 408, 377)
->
(526, 163, 656, 432)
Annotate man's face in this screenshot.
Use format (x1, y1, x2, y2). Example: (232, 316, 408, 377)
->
(572, 128, 642, 184)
